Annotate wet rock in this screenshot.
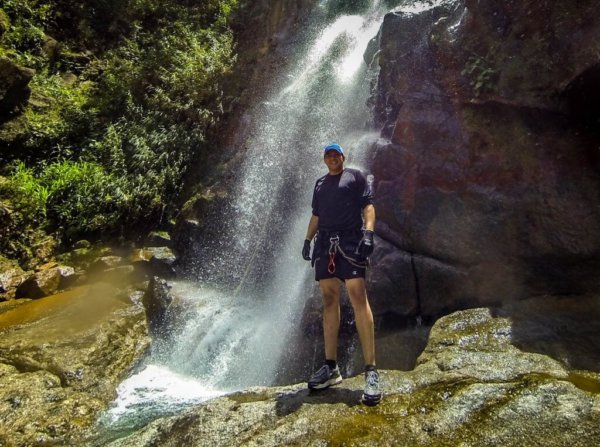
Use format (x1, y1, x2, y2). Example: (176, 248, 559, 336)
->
(145, 246, 177, 277)
(369, 0, 600, 315)
(62, 245, 113, 271)
(368, 236, 418, 317)
(142, 277, 173, 339)
(74, 240, 92, 249)
(57, 264, 77, 288)
(128, 246, 178, 278)
(495, 294, 600, 373)
(0, 284, 149, 446)
(174, 186, 228, 273)
(0, 263, 29, 301)
(0, 364, 105, 446)
(145, 231, 172, 248)
(37, 261, 58, 271)
(30, 235, 58, 268)
(90, 255, 125, 271)
(415, 308, 568, 383)
(16, 267, 61, 298)
(129, 248, 154, 265)
(103, 306, 600, 447)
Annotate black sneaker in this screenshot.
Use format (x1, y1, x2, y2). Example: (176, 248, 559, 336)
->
(308, 364, 342, 390)
(362, 369, 382, 405)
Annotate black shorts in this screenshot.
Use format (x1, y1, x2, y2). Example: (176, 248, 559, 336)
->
(313, 230, 367, 281)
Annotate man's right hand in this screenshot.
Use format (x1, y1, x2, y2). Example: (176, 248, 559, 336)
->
(302, 239, 311, 260)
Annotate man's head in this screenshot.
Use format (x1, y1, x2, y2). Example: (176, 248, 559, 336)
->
(323, 143, 344, 174)
(324, 143, 344, 159)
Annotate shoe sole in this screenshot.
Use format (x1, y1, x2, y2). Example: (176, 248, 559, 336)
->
(361, 392, 382, 406)
(308, 375, 343, 390)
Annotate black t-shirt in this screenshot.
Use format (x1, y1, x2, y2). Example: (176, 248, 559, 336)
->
(311, 168, 374, 231)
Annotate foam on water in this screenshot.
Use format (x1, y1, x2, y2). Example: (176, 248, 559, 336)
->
(104, 364, 226, 423)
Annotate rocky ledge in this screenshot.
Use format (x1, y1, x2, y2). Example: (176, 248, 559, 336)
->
(0, 283, 150, 446)
(106, 303, 600, 447)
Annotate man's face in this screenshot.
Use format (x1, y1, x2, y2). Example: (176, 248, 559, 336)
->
(324, 150, 344, 171)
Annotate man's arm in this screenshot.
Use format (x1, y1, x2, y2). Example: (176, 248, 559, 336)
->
(363, 204, 375, 232)
(305, 214, 319, 240)
(302, 214, 319, 261)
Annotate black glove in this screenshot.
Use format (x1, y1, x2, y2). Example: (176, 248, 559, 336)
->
(356, 230, 374, 259)
(302, 239, 312, 261)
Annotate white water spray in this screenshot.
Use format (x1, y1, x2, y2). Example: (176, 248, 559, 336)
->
(102, 0, 401, 433)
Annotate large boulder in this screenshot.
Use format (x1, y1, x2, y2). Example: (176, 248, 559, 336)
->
(0, 258, 29, 301)
(0, 284, 150, 446)
(16, 266, 61, 298)
(367, 0, 600, 316)
(103, 303, 600, 447)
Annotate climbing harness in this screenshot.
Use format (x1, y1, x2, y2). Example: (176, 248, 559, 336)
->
(327, 235, 368, 274)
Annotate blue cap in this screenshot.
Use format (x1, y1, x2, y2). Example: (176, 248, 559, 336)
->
(324, 143, 344, 156)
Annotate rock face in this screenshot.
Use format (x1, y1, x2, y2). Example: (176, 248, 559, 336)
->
(0, 284, 150, 446)
(367, 0, 600, 317)
(142, 276, 173, 339)
(105, 305, 600, 447)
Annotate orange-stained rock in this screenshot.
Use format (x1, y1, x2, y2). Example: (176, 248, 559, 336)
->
(0, 284, 149, 446)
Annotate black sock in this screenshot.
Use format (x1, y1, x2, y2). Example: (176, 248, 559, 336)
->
(326, 359, 337, 370)
(365, 364, 377, 372)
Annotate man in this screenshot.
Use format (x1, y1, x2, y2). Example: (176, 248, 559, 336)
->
(302, 142, 382, 406)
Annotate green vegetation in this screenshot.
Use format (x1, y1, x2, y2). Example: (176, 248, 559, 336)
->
(0, 0, 238, 264)
(461, 55, 498, 97)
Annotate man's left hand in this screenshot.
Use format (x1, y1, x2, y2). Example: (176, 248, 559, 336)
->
(357, 230, 374, 258)
(302, 239, 312, 260)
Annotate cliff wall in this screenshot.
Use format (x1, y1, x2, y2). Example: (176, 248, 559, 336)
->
(367, 0, 600, 318)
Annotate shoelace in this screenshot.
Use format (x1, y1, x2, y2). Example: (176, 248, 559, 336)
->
(314, 365, 330, 379)
(366, 372, 379, 388)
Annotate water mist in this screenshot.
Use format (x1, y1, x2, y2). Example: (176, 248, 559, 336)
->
(100, 0, 395, 435)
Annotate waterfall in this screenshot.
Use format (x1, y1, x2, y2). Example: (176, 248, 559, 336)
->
(100, 0, 395, 435)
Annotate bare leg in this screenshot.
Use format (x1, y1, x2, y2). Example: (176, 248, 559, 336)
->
(319, 278, 341, 362)
(346, 277, 376, 366)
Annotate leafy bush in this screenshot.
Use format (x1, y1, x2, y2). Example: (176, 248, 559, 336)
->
(23, 72, 97, 158)
(41, 161, 129, 238)
(0, 0, 52, 67)
(1, 160, 130, 241)
(0, 0, 238, 252)
(0, 162, 48, 222)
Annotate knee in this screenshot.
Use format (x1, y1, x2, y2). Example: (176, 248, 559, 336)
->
(322, 291, 339, 308)
(349, 294, 368, 312)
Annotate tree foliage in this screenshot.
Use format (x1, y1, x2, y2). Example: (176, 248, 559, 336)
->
(0, 0, 238, 254)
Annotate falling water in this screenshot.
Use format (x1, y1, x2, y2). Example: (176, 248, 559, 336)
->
(99, 0, 405, 438)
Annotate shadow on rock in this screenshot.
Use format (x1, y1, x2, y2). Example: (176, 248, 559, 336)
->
(275, 386, 363, 416)
(491, 294, 600, 373)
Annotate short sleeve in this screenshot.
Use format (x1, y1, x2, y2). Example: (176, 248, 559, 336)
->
(311, 180, 320, 216)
